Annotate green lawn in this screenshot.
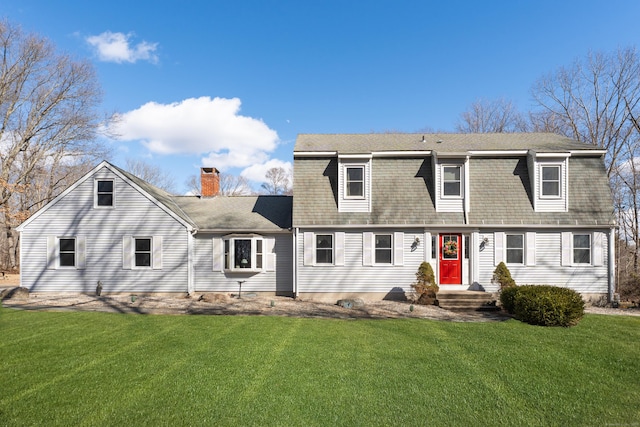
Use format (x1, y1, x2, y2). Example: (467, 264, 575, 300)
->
(1, 307, 639, 426)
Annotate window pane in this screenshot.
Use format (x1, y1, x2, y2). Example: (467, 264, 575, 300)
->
(60, 253, 75, 267)
(443, 236, 458, 259)
(224, 240, 229, 269)
(506, 235, 523, 248)
(443, 182, 460, 196)
(347, 167, 363, 181)
(316, 249, 333, 264)
(542, 167, 559, 180)
(316, 235, 333, 264)
(135, 239, 151, 251)
(234, 239, 252, 268)
(60, 238, 75, 252)
(317, 235, 333, 249)
(573, 234, 591, 264)
(574, 249, 590, 264)
(375, 248, 392, 264)
(542, 182, 559, 196)
(375, 234, 392, 264)
(375, 235, 392, 249)
(431, 236, 437, 259)
(506, 249, 523, 264)
(443, 167, 460, 181)
(347, 182, 363, 197)
(135, 253, 151, 267)
(97, 194, 113, 206)
(97, 181, 113, 192)
(574, 235, 590, 248)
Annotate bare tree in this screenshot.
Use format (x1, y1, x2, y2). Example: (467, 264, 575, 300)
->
(0, 20, 108, 268)
(185, 172, 253, 196)
(261, 167, 292, 195)
(125, 158, 176, 193)
(455, 98, 527, 133)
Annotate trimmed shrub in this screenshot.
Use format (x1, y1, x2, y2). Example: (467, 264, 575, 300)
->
(493, 262, 516, 289)
(411, 262, 438, 305)
(512, 285, 585, 327)
(499, 285, 519, 314)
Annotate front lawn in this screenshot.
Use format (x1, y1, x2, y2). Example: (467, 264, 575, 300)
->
(1, 307, 638, 426)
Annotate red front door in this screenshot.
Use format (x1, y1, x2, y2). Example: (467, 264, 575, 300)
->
(439, 234, 462, 285)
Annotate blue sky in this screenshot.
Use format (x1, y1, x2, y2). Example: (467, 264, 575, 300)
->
(5, 0, 640, 193)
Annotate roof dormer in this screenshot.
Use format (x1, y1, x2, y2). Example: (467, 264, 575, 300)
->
(528, 151, 570, 213)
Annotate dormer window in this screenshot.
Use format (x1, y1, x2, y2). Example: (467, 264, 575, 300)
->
(345, 166, 365, 198)
(442, 165, 462, 197)
(541, 165, 561, 197)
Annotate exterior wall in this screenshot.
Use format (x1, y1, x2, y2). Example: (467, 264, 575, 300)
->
(193, 233, 293, 295)
(20, 167, 190, 293)
(477, 230, 609, 294)
(296, 228, 425, 298)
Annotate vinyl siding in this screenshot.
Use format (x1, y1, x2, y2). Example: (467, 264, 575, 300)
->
(20, 167, 190, 293)
(435, 160, 465, 213)
(297, 229, 424, 295)
(338, 159, 371, 213)
(534, 159, 569, 212)
(193, 233, 293, 294)
(478, 230, 608, 293)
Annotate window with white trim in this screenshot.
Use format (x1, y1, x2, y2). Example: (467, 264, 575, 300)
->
(541, 165, 561, 198)
(345, 166, 365, 198)
(375, 234, 392, 264)
(59, 238, 76, 267)
(316, 234, 333, 264)
(573, 234, 591, 264)
(506, 234, 524, 264)
(134, 238, 152, 267)
(95, 179, 114, 207)
(224, 236, 264, 272)
(442, 165, 462, 197)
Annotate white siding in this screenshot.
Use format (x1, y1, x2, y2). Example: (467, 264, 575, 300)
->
(435, 160, 465, 213)
(534, 159, 568, 212)
(20, 167, 190, 293)
(478, 230, 608, 293)
(193, 233, 293, 294)
(297, 229, 425, 295)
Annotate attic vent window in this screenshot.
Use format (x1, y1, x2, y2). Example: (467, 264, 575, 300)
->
(95, 179, 114, 207)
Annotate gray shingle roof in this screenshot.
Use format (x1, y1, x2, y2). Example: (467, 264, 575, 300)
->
(295, 132, 597, 154)
(173, 196, 292, 231)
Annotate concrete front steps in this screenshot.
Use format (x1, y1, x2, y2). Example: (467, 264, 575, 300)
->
(437, 291, 501, 312)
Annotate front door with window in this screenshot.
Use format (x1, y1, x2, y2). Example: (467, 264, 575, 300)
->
(439, 234, 462, 285)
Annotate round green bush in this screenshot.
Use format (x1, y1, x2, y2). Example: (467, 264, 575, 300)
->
(499, 286, 519, 314)
(512, 285, 585, 327)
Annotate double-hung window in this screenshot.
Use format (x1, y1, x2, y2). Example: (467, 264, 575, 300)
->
(223, 236, 264, 272)
(541, 165, 561, 197)
(59, 238, 76, 267)
(573, 234, 591, 264)
(345, 166, 364, 198)
(95, 180, 114, 207)
(134, 238, 152, 267)
(442, 165, 461, 197)
(316, 235, 333, 264)
(375, 234, 392, 264)
(505, 234, 524, 264)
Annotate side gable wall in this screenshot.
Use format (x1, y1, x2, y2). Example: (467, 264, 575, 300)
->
(20, 166, 191, 293)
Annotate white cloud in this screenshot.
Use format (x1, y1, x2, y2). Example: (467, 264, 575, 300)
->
(109, 97, 280, 171)
(86, 31, 158, 64)
(240, 158, 292, 183)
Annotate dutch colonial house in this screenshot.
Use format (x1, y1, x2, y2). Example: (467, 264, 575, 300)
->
(292, 133, 615, 302)
(17, 133, 615, 303)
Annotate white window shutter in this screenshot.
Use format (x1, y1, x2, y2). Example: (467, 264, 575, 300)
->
(303, 232, 314, 266)
(363, 232, 373, 266)
(334, 232, 345, 266)
(47, 236, 57, 270)
(265, 237, 276, 271)
(593, 232, 604, 267)
(212, 238, 224, 271)
(525, 232, 536, 266)
(561, 232, 572, 266)
(123, 235, 132, 270)
(152, 236, 163, 270)
(494, 232, 504, 265)
(394, 232, 404, 266)
(77, 236, 86, 270)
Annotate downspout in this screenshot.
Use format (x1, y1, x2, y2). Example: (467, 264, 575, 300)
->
(609, 226, 616, 302)
(293, 227, 298, 299)
(187, 229, 197, 296)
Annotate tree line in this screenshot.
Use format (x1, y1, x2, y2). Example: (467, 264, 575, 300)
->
(1, 19, 638, 300)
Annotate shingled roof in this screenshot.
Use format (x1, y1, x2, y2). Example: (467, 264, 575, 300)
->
(295, 132, 598, 154)
(293, 133, 614, 227)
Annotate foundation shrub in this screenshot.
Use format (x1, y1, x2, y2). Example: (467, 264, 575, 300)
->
(411, 262, 438, 305)
(492, 262, 516, 289)
(512, 285, 585, 327)
(499, 286, 519, 314)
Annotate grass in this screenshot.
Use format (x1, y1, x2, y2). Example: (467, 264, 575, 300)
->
(1, 307, 639, 426)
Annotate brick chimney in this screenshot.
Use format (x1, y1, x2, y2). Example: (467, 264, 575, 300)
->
(200, 167, 220, 197)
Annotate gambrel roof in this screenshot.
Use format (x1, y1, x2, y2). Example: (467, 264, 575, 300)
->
(293, 133, 614, 228)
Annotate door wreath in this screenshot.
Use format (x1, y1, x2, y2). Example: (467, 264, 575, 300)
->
(443, 240, 458, 256)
